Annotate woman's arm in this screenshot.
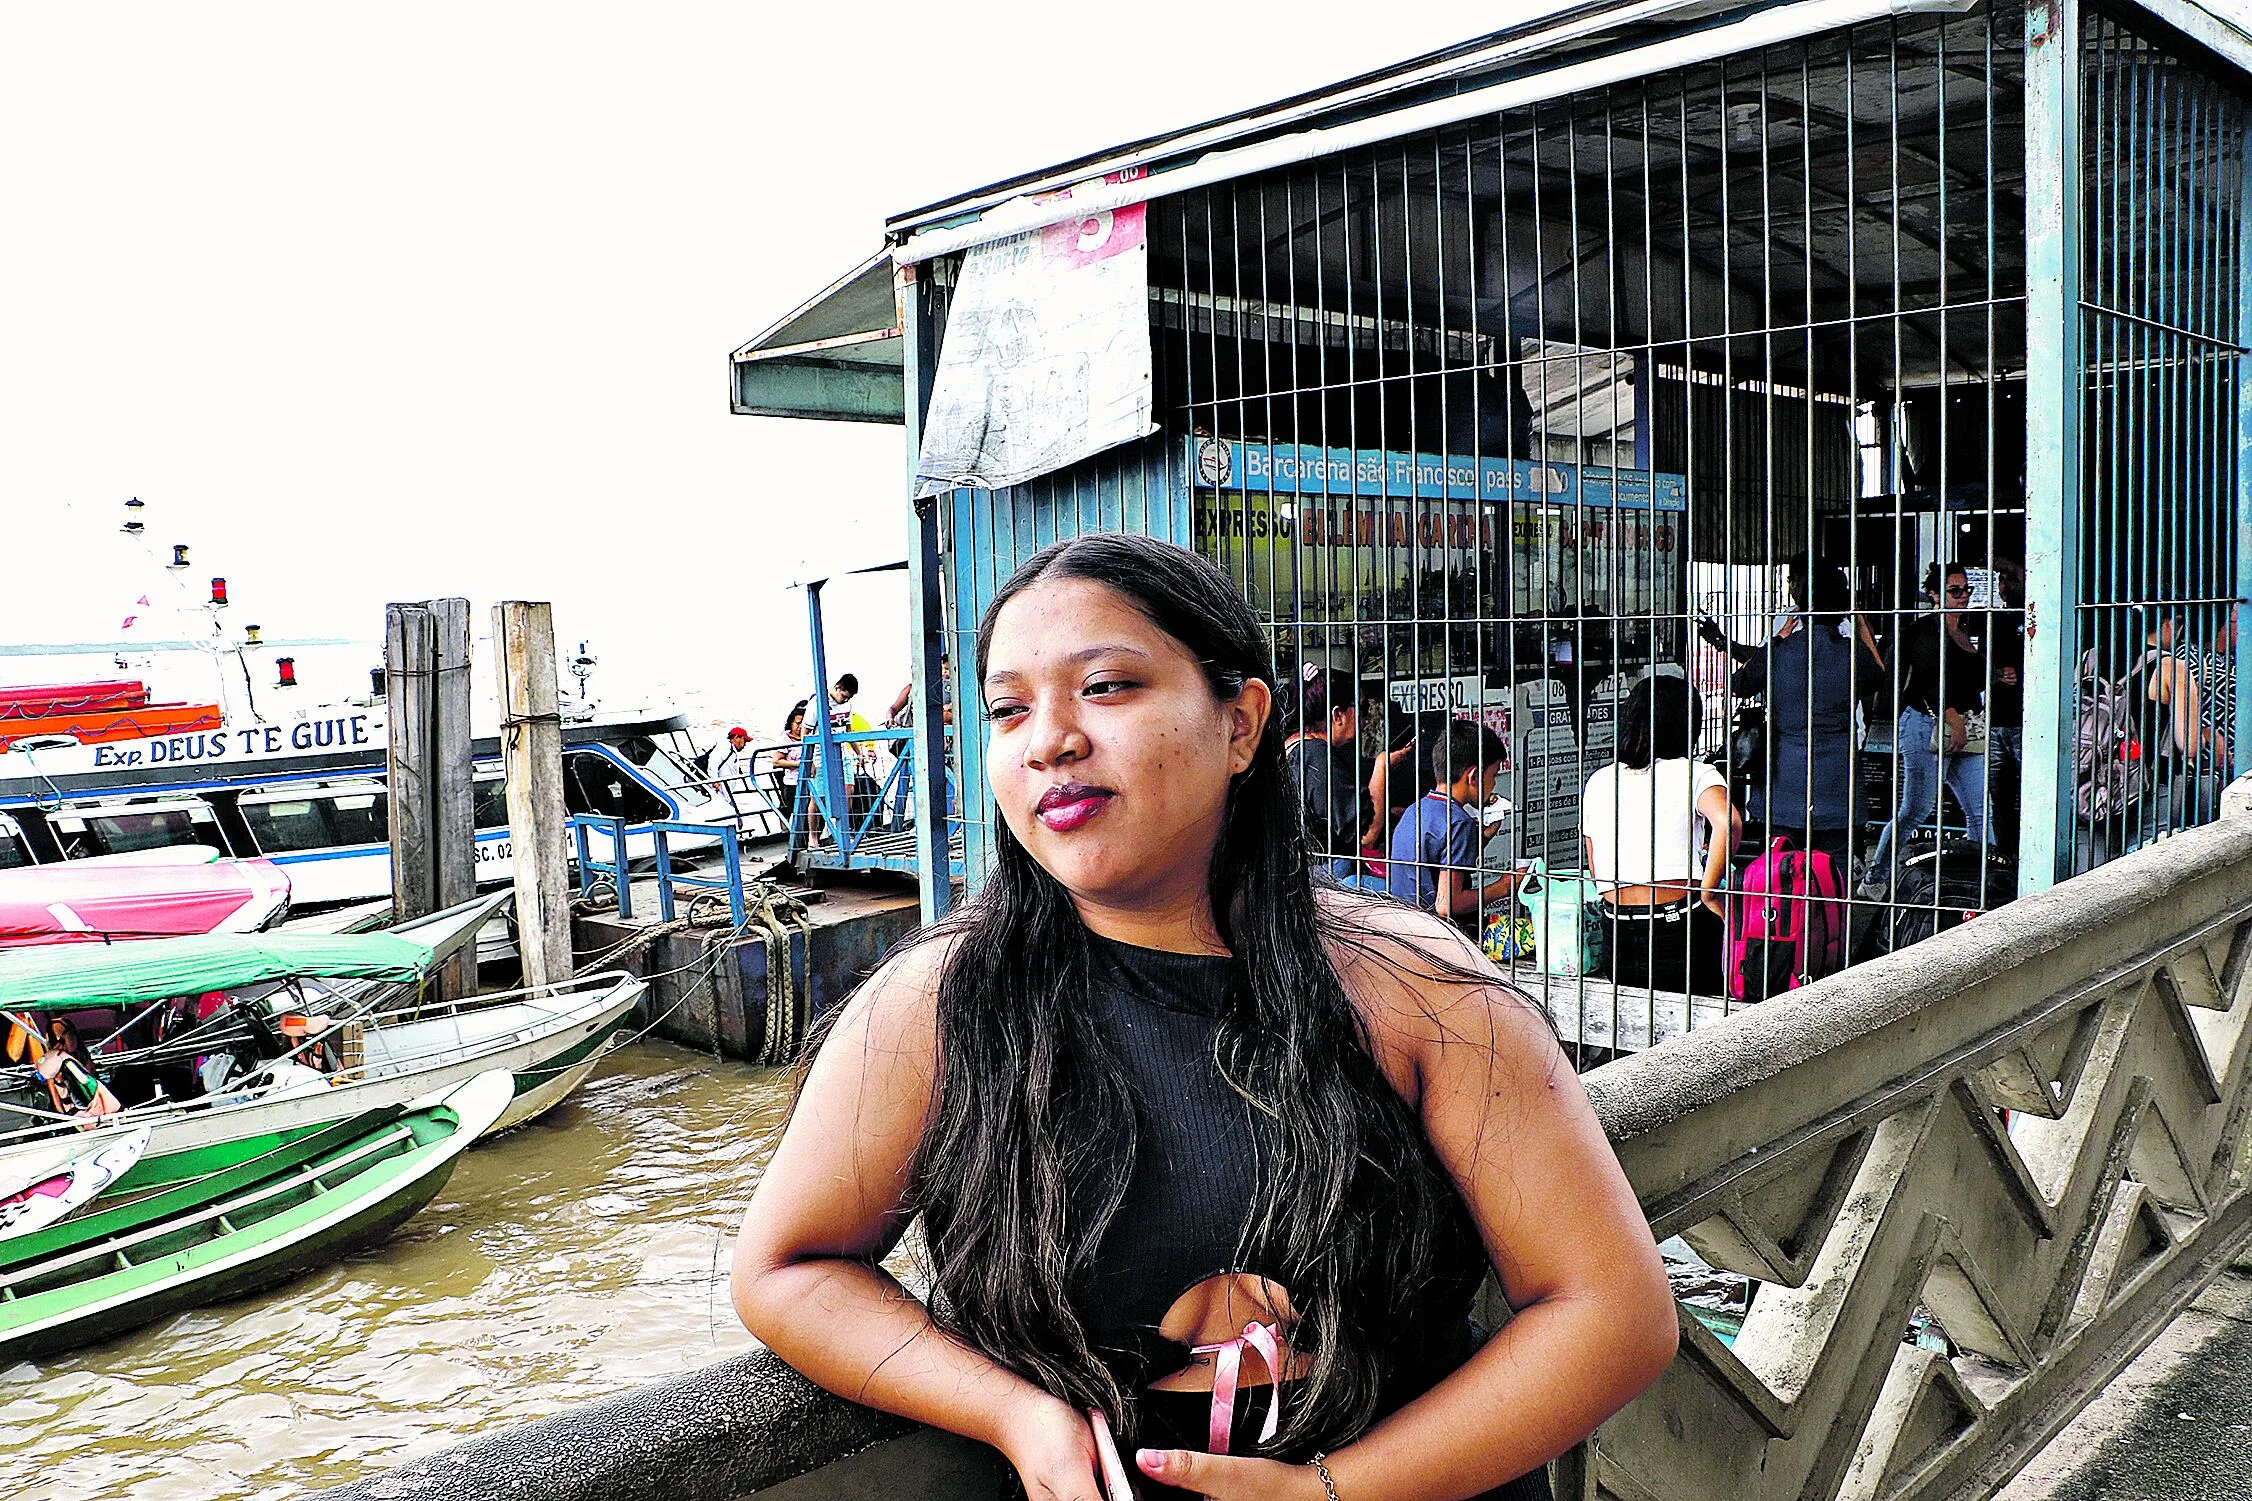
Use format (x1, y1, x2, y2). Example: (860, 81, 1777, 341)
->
(731, 945, 1108, 1501)
(1695, 783, 1740, 917)
(1362, 746, 1411, 849)
(2150, 656, 2201, 756)
(1144, 913, 1677, 1501)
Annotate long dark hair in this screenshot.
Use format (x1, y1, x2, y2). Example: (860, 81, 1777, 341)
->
(1617, 675, 1699, 769)
(895, 533, 1475, 1449)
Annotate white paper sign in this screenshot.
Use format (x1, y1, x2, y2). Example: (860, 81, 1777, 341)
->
(914, 203, 1155, 495)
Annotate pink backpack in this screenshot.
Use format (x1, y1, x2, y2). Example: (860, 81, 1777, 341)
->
(1730, 836, 1848, 1002)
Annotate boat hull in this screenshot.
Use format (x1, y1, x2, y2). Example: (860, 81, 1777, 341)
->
(0, 1073, 511, 1364)
(27, 979, 643, 1195)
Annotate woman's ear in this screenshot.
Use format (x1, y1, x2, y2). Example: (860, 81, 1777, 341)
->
(1227, 679, 1273, 775)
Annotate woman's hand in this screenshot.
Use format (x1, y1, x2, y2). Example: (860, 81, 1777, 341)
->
(996, 1394, 1108, 1501)
(1136, 1448, 1326, 1499)
(1942, 710, 1967, 753)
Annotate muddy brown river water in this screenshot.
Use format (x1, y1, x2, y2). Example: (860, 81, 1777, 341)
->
(0, 1042, 791, 1501)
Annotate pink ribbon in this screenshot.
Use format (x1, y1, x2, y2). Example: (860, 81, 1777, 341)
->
(1190, 1320, 1284, 1456)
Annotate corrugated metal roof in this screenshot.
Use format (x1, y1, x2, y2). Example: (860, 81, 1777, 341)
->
(882, 0, 1744, 239)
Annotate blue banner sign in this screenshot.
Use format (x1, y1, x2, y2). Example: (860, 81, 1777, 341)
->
(1192, 437, 1687, 511)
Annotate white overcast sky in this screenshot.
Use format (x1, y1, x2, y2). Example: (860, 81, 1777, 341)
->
(0, 3, 1545, 739)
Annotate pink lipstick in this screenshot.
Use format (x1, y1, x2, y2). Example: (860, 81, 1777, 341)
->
(1035, 781, 1114, 831)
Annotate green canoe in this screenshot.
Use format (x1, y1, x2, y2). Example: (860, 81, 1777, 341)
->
(0, 1070, 511, 1365)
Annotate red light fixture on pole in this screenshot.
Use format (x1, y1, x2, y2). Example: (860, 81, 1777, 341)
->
(210, 577, 229, 606)
(275, 657, 298, 688)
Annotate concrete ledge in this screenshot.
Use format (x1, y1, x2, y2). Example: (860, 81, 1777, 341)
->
(308, 1348, 916, 1500)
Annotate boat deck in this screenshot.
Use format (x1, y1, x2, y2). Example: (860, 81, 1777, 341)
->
(799, 826, 962, 878)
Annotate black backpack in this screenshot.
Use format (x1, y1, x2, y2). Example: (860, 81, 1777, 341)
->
(1887, 838, 2017, 952)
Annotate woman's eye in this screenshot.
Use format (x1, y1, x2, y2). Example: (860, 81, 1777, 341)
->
(1084, 679, 1138, 698)
(985, 702, 1026, 722)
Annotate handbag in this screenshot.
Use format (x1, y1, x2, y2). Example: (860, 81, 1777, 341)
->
(1931, 709, 1989, 756)
(1518, 859, 1605, 978)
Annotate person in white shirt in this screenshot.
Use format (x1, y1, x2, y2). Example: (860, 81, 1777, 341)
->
(712, 726, 759, 797)
(1582, 674, 1741, 995)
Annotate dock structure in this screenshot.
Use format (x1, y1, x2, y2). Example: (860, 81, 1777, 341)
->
(567, 835, 919, 1066)
(734, 0, 2252, 970)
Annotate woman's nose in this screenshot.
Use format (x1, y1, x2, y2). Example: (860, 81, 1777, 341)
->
(1022, 700, 1090, 769)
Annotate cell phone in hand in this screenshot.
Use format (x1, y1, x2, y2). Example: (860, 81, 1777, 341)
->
(1088, 1409, 1139, 1501)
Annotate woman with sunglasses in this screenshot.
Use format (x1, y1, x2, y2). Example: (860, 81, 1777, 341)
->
(1859, 560, 1989, 897)
(732, 534, 1676, 1501)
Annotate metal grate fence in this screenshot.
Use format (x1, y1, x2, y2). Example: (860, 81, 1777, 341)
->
(924, 0, 2250, 1063)
(1163, 5, 2038, 1060)
(2068, 9, 2248, 872)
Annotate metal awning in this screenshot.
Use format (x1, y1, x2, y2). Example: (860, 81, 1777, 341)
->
(729, 252, 901, 423)
(882, 0, 2250, 264)
(728, 0, 2252, 424)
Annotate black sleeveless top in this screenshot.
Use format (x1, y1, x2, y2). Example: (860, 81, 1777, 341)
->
(1067, 934, 1496, 1439)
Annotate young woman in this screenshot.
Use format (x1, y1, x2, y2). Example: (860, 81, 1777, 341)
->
(733, 534, 1675, 1501)
(774, 699, 816, 846)
(1581, 675, 1740, 996)
(2152, 610, 2238, 827)
(1282, 662, 1366, 877)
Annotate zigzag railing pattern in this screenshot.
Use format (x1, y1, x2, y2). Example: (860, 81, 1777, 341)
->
(1571, 818, 2252, 1501)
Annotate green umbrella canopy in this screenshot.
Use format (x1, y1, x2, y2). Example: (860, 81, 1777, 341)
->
(0, 933, 437, 1015)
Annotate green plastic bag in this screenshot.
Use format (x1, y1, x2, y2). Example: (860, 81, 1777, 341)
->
(1518, 860, 1605, 978)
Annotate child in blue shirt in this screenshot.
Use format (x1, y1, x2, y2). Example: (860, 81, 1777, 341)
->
(1385, 719, 1521, 923)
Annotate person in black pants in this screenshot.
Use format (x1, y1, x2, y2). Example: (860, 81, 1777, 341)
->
(1702, 555, 1861, 879)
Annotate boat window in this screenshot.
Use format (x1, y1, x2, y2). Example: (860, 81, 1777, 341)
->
(327, 792, 388, 847)
(0, 819, 32, 869)
(240, 790, 390, 853)
(613, 735, 695, 787)
(564, 752, 668, 822)
(78, 806, 230, 857)
(472, 776, 508, 832)
(242, 799, 331, 853)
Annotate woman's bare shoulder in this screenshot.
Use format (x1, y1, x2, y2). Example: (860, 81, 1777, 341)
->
(819, 927, 960, 1064)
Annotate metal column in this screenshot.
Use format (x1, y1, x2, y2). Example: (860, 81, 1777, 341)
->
(2238, 137, 2252, 783)
(2021, 0, 2082, 891)
(901, 263, 954, 921)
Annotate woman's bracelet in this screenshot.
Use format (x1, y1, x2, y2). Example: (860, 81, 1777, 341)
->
(1308, 1453, 1343, 1501)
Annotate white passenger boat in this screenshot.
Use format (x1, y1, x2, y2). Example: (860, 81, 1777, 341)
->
(0, 697, 739, 909)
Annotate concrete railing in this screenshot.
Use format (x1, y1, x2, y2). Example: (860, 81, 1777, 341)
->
(1577, 816, 2252, 1500)
(316, 820, 2252, 1501)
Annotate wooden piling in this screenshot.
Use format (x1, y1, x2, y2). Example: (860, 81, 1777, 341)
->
(495, 601, 573, 995)
(431, 598, 475, 998)
(386, 599, 476, 999)
(384, 604, 436, 922)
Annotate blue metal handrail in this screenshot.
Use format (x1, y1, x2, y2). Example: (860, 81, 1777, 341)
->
(650, 820, 747, 927)
(568, 814, 631, 919)
(789, 726, 915, 865)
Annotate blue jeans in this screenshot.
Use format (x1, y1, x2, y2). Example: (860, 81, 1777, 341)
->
(1867, 705, 1988, 875)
